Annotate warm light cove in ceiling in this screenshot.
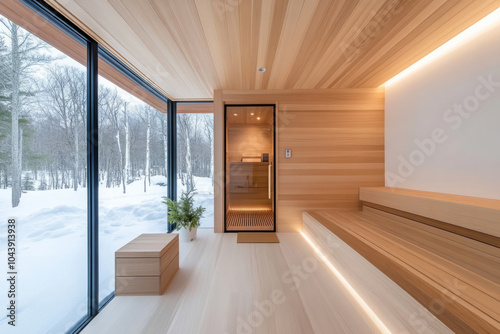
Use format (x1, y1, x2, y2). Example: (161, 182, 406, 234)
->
(385, 7, 500, 87)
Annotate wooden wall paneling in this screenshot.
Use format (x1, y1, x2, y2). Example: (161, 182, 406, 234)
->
(45, 0, 500, 100)
(176, 104, 214, 113)
(214, 88, 385, 232)
(226, 124, 272, 162)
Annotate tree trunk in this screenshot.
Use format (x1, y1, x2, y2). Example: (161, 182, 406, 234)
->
(18, 127, 23, 196)
(144, 109, 151, 192)
(124, 103, 130, 185)
(106, 159, 111, 188)
(82, 167, 87, 188)
(185, 129, 193, 192)
(50, 168, 54, 190)
(10, 24, 21, 207)
(61, 167, 65, 189)
(161, 114, 168, 178)
(73, 120, 79, 191)
(116, 129, 125, 193)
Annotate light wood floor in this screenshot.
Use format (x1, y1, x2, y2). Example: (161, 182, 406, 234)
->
(82, 230, 449, 334)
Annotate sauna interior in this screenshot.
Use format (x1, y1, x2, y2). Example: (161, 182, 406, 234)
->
(2, 0, 500, 333)
(225, 106, 275, 231)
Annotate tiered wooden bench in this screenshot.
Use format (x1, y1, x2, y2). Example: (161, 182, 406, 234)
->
(115, 233, 179, 296)
(304, 187, 500, 333)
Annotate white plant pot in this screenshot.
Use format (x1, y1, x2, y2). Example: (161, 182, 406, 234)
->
(179, 226, 197, 242)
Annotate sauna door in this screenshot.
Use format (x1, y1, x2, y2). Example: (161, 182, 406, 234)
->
(225, 105, 275, 232)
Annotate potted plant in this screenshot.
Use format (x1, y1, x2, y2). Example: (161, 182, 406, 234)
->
(163, 190, 205, 242)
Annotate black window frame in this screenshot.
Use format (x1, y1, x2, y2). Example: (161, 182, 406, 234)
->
(12, 1, 193, 332)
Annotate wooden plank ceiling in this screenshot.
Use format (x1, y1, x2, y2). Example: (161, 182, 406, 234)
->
(45, 0, 500, 100)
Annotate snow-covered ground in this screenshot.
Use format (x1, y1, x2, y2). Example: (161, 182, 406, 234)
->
(0, 176, 213, 333)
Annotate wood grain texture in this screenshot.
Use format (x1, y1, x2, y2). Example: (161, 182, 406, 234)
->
(302, 213, 452, 334)
(44, 0, 500, 100)
(177, 103, 214, 114)
(363, 202, 500, 248)
(115, 257, 161, 277)
(83, 229, 446, 333)
(115, 234, 179, 296)
(214, 89, 385, 232)
(115, 253, 179, 296)
(115, 233, 179, 258)
(360, 187, 500, 238)
(305, 210, 500, 333)
(227, 125, 272, 162)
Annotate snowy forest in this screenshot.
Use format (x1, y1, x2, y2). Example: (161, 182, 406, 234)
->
(0, 14, 215, 334)
(0, 18, 214, 209)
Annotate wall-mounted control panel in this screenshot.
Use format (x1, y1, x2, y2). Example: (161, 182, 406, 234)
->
(285, 149, 292, 158)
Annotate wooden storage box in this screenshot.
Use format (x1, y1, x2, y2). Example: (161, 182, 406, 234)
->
(115, 233, 179, 296)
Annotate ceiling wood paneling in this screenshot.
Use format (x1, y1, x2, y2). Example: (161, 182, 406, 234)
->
(45, 0, 500, 100)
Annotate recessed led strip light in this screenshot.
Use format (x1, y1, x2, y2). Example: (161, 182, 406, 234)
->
(300, 231, 392, 334)
(229, 208, 272, 212)
(385, 7, 500, 87)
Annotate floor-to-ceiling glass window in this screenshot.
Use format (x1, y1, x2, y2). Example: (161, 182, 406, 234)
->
(176, 103, 214, 228)
(0, 2, 88, 332)
(97, 61, 169, 301)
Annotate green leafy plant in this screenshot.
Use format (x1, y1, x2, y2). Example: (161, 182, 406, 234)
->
(162, 190, 205, 232)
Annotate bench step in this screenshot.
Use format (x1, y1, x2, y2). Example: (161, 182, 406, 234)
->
(305, 210, 500, 333)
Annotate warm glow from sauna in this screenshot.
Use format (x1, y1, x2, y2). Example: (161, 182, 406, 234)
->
(229, 208, 271, 212)
(385, 7, 500, 87)
(301, 231, 391, 334)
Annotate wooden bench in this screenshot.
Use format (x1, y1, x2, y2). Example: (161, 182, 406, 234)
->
(304, 187, 500, 333)
(115, 233, 179, 296)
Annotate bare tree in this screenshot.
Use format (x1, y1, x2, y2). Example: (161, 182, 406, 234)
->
(103, 88, 126, 193)
(159, 111, 168, 178)
(0, 19, 51, 207)
(39, 66, 86, 191)
(124, 102, 130, 185)
(177, 113, 194, 192)
(203, 114, 214, 186)
(6, 22, 21, 206)
(144, 106, 151, 192)
(67, 67, 86, 190)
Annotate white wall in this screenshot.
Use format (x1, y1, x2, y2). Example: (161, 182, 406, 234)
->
(385, 15, 500, 200)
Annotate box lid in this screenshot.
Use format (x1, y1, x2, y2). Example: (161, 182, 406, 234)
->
(115, 233, 179, 258)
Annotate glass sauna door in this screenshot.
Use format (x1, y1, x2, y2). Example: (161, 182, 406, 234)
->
(225, 106, 275, 231)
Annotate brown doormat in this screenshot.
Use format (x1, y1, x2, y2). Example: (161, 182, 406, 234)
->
(237, 233, 279, 243)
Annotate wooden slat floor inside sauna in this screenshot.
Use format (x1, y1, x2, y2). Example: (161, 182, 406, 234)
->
(226, 210, 274, 231)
